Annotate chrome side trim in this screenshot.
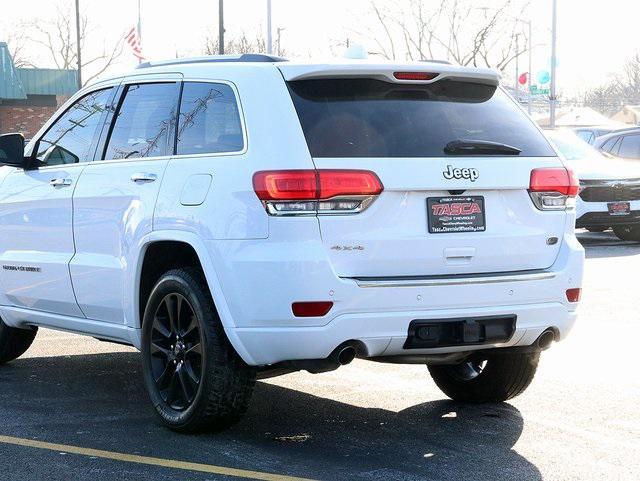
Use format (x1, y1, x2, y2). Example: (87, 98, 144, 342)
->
(350, 270, 556, 288)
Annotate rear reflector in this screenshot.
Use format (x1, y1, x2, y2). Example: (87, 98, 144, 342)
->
(292, 301, 334, 317)
(566, 288, 581, 303)
(393, 71, 439, 81)
(529, 167, 579, 196)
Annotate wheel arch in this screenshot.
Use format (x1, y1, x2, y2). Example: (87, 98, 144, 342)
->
(133, 231, 238, 333)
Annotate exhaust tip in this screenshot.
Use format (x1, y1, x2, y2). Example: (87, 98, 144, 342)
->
(536, 330, 555, 350)
(337, 346, 357, 365)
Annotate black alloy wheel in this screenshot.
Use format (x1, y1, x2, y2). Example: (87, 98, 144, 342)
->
(141, 268, 256, 433)
(150, 293, 202, 411)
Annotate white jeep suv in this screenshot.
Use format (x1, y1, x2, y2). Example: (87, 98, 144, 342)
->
(0, 55, 584, 433)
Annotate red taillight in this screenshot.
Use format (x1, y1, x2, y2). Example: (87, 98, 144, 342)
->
(252, 170, 318, 200)
(393, 71, 439, 81)
(292, 301, 334, 317)
(318, 170, 383, 199)
(566, 288, 581, 303)
(253, 170, 383, 215)
(529, 168, 579, 196)
(253, 170, 382, 201)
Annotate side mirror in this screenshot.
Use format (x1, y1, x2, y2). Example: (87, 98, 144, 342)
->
(0, 133, 29, 168)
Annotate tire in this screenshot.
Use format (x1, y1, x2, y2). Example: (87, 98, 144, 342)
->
(141, 267, 256, 433)
(428, 352, 540, 403)
(613, 225, 640, 242)
(0, 320, 37, 364)
(586, 226, 607, 233)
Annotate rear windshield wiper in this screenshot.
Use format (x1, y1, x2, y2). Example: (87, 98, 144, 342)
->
(444, 139, 522, 156)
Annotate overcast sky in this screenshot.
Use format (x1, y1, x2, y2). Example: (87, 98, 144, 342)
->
(1, 0, 638, 95)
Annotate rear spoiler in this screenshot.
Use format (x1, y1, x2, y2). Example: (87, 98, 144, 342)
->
(278, 63, 500, 87)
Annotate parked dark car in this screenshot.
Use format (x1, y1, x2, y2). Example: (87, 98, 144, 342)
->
(573, 125, 638, 144)
(594, 129, 640, 160)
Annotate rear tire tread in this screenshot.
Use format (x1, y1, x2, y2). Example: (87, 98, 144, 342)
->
(428, 352, 540, 403)
(142, 267, 256, 433)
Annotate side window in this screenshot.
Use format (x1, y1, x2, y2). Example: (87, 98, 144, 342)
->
(611, 137, 623, 154)
(602, 136, 622, 155)
(104, 83, 178, 160)
(35, 88, 112, 166)
(176, 82, 244, 155)
(576, 130, 593, 143)
(618, 135, 640, 158)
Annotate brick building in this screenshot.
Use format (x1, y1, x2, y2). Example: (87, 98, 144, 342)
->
(0, 42, 77, 139)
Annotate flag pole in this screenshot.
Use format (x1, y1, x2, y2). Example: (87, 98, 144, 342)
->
(137, 0, 143, 64)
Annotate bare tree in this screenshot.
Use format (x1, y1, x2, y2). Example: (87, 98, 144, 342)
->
(203, 32, 267, 56)
(579, 52, 640, 115)
(26, 6, 124, 85)
(363, 0, 531, 72)
(6, 31, 36, 68)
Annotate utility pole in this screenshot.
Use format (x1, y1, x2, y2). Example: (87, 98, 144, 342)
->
(75, 0, 82, 89)
(276, 27, 285, 56)
(218, 0, 224, 55)
(550, 0, 558, 128)
(266, 0, 273, 54)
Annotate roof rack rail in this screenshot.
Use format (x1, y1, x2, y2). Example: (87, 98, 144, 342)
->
(137, 53, 288, 69)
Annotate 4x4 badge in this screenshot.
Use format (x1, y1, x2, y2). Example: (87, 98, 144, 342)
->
(443, 165, 479, 182)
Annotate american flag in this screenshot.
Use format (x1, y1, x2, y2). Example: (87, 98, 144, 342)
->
(125, 27, 145, 61)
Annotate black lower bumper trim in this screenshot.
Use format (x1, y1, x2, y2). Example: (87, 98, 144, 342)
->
(403, 315, 516, 349)
(576, 210, 640, 228)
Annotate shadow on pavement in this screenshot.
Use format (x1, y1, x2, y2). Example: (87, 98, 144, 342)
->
(0, 352, 541, 481)
(576, 231, 640, 258)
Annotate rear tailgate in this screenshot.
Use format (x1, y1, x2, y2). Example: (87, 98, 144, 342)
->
(279, 63, 568, 278)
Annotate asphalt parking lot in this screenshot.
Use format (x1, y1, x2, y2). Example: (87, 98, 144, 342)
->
(0, 230, 639, 481)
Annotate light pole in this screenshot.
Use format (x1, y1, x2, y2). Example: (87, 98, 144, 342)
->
(75, 0, 82, 89)
(266, 0, 273, 54)
(550, 0, 558, 128)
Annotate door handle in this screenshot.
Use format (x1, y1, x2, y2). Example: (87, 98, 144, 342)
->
(50, 178, 72, 187)
(131, 172, 157, 183)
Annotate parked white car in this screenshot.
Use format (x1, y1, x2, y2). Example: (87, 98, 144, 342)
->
(0, 55, 584, 432)
(547, 129, 640, 240)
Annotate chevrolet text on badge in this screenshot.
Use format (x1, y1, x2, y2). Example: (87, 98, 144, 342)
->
(443, 165, 479, 182)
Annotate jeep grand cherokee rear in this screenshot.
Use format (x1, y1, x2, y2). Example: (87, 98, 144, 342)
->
(225, 63, 583, 417)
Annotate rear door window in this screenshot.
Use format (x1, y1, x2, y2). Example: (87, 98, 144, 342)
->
(287, 78, 555, 158)
(176, 82, 244, 155)
(104, 82, 179, 160)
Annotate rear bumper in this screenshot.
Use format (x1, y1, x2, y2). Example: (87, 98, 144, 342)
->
(576, 197, 640, 227)
(214, 232, 584, 366)
(230, 303, 577, 365)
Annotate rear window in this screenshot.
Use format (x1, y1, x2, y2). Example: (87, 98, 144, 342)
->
(287, 78, 555, 158)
